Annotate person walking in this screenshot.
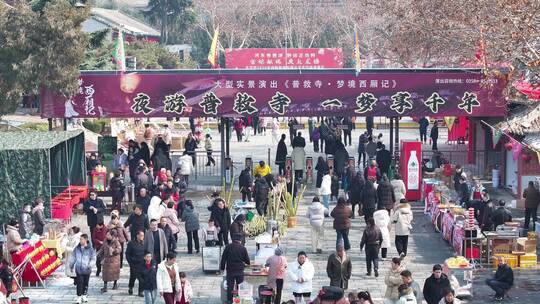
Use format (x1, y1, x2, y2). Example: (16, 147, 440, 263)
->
(124, 205, 150, 242)
(162, 201, 180, 242)
(239, 167, 254, 202)
(320, 173, 332, 210)
(315, 156, 329, 190)
(265, 247, 288, 304)
(364, 160, 381, 183)
(291, 136, 307, 181)
(392, 199, 414, 258)
(373, 207, 391, 260)
(91, 222, 107, 277)
(307, 196, 327, 254)
(63, 226, 82, 280)
(418, 117, 429, 144)
(69, 234, 95, 304)
(109, 171, 126, 213)
(177, 152, 194, 187)
(140, 252, 158, 304)
(365, 137, 378, 162)
(204, 134, 216, 166)
(430, 121, 439, 150)
(485, 256, 514, 301)
(32, 199, 46, 236)
(19, 203, 34, 239)
(181, 200, 200, 254)
(366, 116, 374, 136)
(522, 180, 539, 230)
(360, 217, 383, 277)
(288, 251, 315, 303)
(401, 270, 424, 304)
(158, 217, 177, 254)
(184, 133, 198, 166)
(220, 234, 250, 303)
(99, 230, 121, 293)
(234, 118, 245, 142)
(83, 191, 106, 240)
(209, 198, 231, 246)
(108, 212, 130, 268)
(349, 171, 365, 217)
(396, 284, 417, 304)
(126, 230, 146, 297)
(391, 174, 407, 206)
(358, 132, 368, 168)
(229, 214, 247, 246)
(377, 176, 396, 213)
(144, 219, 169, 264)
(384, 257, 405, 303)
(376, 145, 392, 177)
(275, 134, 288, 176)
(175, 272, 193, 304)
(361, 180, 378, 221)
(326, 245, 352, 290)
(423, 264, 451, 304)
(254, 174, 270, 216)
(254, 160, 272, 177)
(156, 253, 180, 304)
(312, 124, 321, 152)
(331, 197, 353, 251)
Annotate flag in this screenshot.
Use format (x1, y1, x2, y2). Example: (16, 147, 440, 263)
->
(112, 29, 126, 71)
(444, 117, 456, 131)
(208, 26, 220, 68)
(353, 24, 361, 73)
(512, 139, 523, 161)
(491, 128, 503, 148)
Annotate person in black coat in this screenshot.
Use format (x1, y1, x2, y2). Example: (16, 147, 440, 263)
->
(377, 177, 396, 211)
(275, 134, 288, 176)
(360, 217, 383, 277)
(361, 180, 378, 221)
(184, 133, 198, 166)
(124, 205, 150, 241)
(315, 156, 329, 189)
(151, 138, 172, 175)
(418, 117, 429, 143)
(109, 171, 125, 213)
(139, 252, 158, 298)
(366, 116, 374, 136)
(292, 132, 306, 148)
(239, 167, 253, 202)
(125, 230, 146, 296)
(375, 145, 392, 176)
(135, 188, 151, 214)
(209, 198, 232, 246)
(423, 264, 451, 304)
(333, 142, 349, 177)
(83, 191, 106, 239)
(486, 256, 514, 300)
(491, 200, 512, 229)
(253, 174, 270, 216)
(229, 214, 246, 246)
(139, 142, 151, 168)
(430, 121, 439, 150)
(127, 140, 141, 182)
(458, 177, 471, 207)
(220, 234, 250, 303)
(158, 218, 177, 253)
(349, 171, 365, 217)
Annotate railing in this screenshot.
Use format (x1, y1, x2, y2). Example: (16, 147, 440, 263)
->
(421, 150, 503, 177)
(172, 150, 222, 180)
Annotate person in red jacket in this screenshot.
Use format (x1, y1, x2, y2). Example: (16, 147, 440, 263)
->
(92, 221, 108, 277)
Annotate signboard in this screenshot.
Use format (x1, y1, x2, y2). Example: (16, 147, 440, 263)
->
(41, 69, 507, 118)
(225, 48, 343, 69)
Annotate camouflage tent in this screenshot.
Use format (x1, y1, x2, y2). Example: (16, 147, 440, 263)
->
(0, 130, 86, 224)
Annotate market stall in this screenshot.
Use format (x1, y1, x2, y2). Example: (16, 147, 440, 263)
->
(0, 130, 86, 223)
(11, 240, 62, 284)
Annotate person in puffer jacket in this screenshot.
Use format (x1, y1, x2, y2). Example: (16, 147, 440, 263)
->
(307, 196, 328, 254)
(373, 207, 391, 259)
(320, 174, 332, 210)
(392, 199, 414, 258)
(396, 284, 417, 304)
(377, 175, 396, 212)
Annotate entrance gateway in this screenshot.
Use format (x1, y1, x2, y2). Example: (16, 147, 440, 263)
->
(40, 68, 507, 180)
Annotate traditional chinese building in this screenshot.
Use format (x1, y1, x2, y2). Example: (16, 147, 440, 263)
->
(82, 7, 160, 43)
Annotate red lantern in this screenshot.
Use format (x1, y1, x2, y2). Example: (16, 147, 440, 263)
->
(522, 153, 532, 162)
(504, 142, 513, 151)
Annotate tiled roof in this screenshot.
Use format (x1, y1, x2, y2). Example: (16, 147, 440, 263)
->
(91, 7, 160, 37)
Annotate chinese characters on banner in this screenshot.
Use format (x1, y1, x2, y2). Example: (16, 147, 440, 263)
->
(40, 70, 507, 118)
(225, 48, 344, 69)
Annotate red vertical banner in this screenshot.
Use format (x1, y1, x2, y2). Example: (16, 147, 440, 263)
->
(401, 141, 422, 201)
(285, 157, 293, 181)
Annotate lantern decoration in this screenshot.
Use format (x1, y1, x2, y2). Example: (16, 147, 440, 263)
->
(504, 142, 513, 151)
(522, 153, 532, 162)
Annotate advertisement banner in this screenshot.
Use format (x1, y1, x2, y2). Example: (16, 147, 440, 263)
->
(41, 69, 507, 118)
(225, 48, 343, 69)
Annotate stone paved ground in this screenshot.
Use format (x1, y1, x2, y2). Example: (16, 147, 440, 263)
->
(15, 127, 540, 303)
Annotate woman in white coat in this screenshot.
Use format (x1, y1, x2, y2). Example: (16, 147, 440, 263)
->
(391, 173, 407, 206)
(288, 251, 315, 304)
(147, 196, 166, 222)
(61, 226, 82, 279)
(373, 206, 391, 260)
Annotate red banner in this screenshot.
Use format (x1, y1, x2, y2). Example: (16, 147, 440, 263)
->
(225, 48, 343, 69)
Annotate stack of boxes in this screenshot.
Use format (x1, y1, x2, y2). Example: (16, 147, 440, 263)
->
(492, 233, 537, 268)
(517, 232, 537, 268)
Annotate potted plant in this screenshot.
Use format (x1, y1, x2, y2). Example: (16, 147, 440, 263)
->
(283, 184, 307, 228)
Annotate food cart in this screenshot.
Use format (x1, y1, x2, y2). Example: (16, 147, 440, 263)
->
(444, 256, 474, 299)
